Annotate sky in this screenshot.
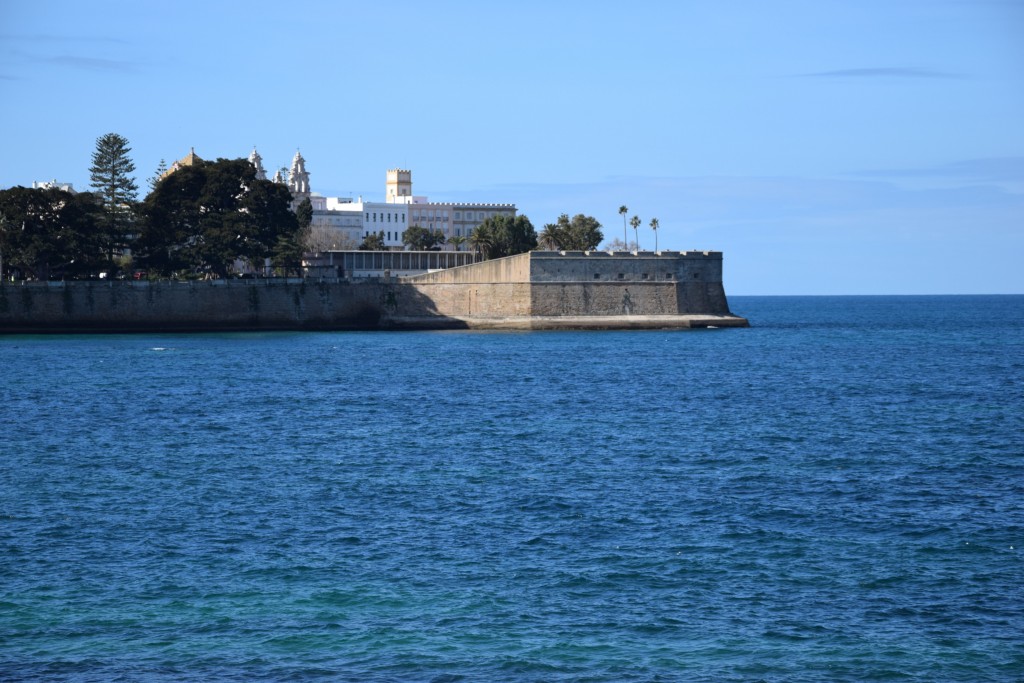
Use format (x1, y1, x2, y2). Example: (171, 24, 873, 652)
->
(1, 0, 1022, 294)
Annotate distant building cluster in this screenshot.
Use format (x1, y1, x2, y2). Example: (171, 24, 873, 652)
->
(31, 180, 77, 193)
(160, 147, 517, 252)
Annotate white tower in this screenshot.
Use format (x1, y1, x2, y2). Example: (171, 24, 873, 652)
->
(288, 150, 310, 196)
(248, 147, 267, 180)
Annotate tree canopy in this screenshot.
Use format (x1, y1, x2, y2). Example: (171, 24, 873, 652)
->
(136, 158, 298, 278)
(0, 186, 106, 280)
(403, 225, 446, 250)
(295, 197, 313, 230)
(470, 214, 537, 259)
(538, 214, 603, 251)
(89, 133, 138, 258)
(148, 159, 168, 192)
(359, 231, 386, 251)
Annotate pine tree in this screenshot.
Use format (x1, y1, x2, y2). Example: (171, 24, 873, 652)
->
(148, 158, 167, 192)
(89, 132, 139, 260)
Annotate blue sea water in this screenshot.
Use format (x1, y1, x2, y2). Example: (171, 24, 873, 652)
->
(1, 295, 1022, 682)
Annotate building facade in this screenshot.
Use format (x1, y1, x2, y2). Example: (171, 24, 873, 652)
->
(300, 168, 515, 251)
(158, 150, 516, 253)
(383, 169, 516, 251)
(31, 180, 76, 193)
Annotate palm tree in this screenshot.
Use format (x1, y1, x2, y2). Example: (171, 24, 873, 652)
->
(630, 215, 641, 251)
(618, 205, 628, 250)
(649, 217, 659, 252)
(449, 235, 467, 252)
(469, 227, 491, 259)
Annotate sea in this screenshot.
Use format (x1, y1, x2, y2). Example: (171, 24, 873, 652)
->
(1, 295, 1021, 682)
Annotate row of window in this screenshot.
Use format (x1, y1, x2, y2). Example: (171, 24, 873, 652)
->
(367, 212, 406, 223)
(410, 210, 509, 221)
(345, 210, 511, 224)
(366, 231, 402, 242)
(362, 227, 472, 242)
(412, 210, 449, 221)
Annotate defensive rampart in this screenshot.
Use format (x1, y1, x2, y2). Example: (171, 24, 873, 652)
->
(0, 251, 747, 332)
(399, 251, 741, 326)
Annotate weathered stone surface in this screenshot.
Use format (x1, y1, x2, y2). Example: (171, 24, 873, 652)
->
(0, 251, 747, 333)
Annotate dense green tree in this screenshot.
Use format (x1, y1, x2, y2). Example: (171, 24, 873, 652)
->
(136, 158, 298, 277)
(293, 197, 314, 257)
(403, 224, 446, 250)
(538, 214, 603, 251)
(630, 215, 641, 250)
(468, 226, 491, 257)
(0, 186, 105, 280)
(272, 232, 305, 276)
(295, 197, 313, 230)
(89, 133, 138, 260)
(448, 235, 467, 252)
(148, 159, 168, 192)
(649, 217, 659, 252)
(619, 205, 628, 248)
(470, 214, 537, 259)
(359, 231, 387, 250)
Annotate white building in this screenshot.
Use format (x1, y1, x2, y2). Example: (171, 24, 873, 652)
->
(307, 169, 507, 252)
(239, 155, 516, 252)
(302, 197, 408, 250)
(406, 201, 517, 249)
(31, 180, 76, 193)
(383, 169, 516, 251)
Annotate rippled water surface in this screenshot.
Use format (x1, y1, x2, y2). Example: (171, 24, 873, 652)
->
(2, 295, 1022, 681)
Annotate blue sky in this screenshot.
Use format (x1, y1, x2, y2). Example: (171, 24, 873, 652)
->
(1, 0, 1021, 294)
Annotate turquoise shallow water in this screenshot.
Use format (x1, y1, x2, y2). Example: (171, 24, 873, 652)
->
(1, 295, 1022, 681)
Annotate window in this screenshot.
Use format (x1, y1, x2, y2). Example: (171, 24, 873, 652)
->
(617, 273, 625, 280)
(594, 273, 601, 280)
(455, 211, 461, 220)
(642, 273, 649, 280)
(666, 273, 674, 280)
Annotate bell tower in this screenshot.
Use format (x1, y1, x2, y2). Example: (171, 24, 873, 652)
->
(248, 147, 267, 180)
(288, 150, 310, 196)
(386, 169, 412, 203)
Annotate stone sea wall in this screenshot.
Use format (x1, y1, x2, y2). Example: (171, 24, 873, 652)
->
(405, 250, 733, 318)
(0, 279, 388, 332)
(0, 251, 745, 332)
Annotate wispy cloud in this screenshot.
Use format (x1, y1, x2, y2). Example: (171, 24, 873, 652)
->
(852, 157, 1024, 183)
(443, 174, 1024, 294)
(43, 54, 135, 72)
(0, 33, 129, 45)
(801, 67, 964, 79)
